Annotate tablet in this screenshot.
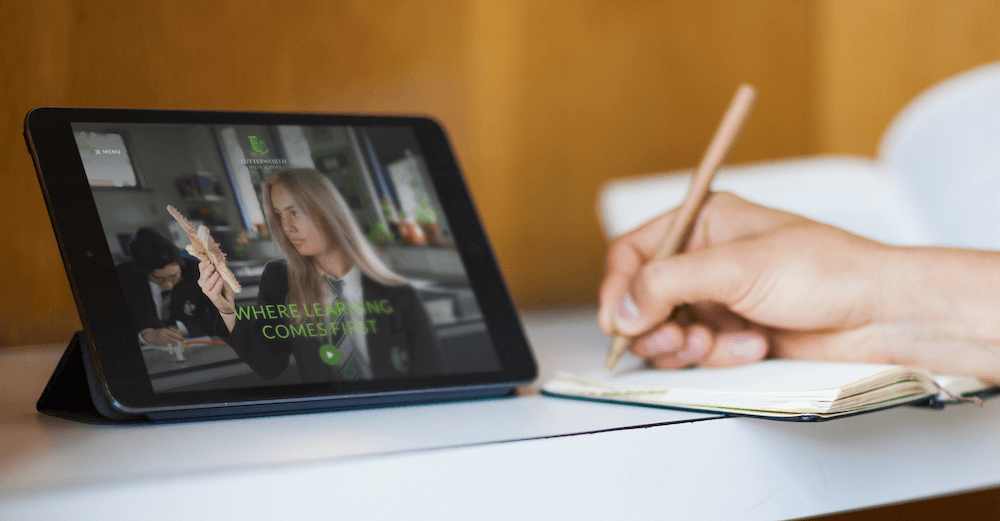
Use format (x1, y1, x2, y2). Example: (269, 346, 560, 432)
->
(24, 108, 536, 422)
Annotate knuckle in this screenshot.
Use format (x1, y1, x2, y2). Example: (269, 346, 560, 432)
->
(713, 249, 751, 302)
(707, 190, 738, 211)
(712, 190, 737, 203)
(639, 261, 676, 303)
(599, 274, 625, 304)
(605, 238, 630, 269)
(629, 337, 648, 356)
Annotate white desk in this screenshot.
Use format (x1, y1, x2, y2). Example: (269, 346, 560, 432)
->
(2, 307, 999, 520)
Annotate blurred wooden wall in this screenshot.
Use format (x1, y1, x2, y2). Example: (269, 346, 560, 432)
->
(810, 0, 1000, 155)
(3, 0, 1000, 347)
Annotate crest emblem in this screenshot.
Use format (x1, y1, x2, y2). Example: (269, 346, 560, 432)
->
(248, 136, 269, 156)
(390, 346, 409, 373)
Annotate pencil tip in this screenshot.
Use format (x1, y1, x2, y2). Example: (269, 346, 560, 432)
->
(604, 335, 630, 372)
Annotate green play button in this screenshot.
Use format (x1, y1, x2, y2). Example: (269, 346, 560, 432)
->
(319, 344, 341, 366)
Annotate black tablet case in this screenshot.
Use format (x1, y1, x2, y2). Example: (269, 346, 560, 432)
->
(38, 332, 521, 423)
(37, 332, 145, 424)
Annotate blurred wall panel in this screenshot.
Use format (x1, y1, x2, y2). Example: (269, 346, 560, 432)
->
(809, 0, 1000, 155)
(464, 0, 810, 307)
(2, 2, 79, 347)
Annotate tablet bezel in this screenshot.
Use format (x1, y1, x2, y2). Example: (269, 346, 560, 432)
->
(25, 107, 537, 417)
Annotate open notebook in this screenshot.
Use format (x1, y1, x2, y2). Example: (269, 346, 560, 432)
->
(542, 361, 996, 421)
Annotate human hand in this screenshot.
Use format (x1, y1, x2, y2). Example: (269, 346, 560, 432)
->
(198, 259, 235, 315)
(598, 192, 1000, 380)
(142, 326, 184, 347)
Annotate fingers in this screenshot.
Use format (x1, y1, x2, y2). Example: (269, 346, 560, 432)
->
(198, 260, 214, 285)
(613, 247, 749, 337)
(633, 323, 769, 369)
(598, 192, 806, 335)
(146, 327, 184, 347)
(682, 191, 809, 252)
(197, 259, 234, 311)
(211, 277, 235, 310)
(198, 262, 211, 292)
(637, 323, 713, 368)
(200, 272, 219, 297)
(631, 321, 685, 358)
(163, 327, 184, 344)
(700, 330, 768, 366)
(599, 211, 678, 335)
(198, 261, 222, 297)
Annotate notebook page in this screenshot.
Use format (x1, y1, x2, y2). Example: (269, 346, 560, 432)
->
(591, 360, 902, 394)
(933, 374, 993, 397)
(543, 361, 930, 416)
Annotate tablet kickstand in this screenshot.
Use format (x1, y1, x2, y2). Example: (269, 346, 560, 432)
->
(36, 331, 143, 424)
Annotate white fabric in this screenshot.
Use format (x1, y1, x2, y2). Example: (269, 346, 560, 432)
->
(878, 61, 1000, 250)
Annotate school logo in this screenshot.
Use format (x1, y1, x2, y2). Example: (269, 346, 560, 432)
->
(390, 346, 409, 373)
(183, 300, 196, 316)
(319, 344, 341, 366)
(248, 135, 269, 156)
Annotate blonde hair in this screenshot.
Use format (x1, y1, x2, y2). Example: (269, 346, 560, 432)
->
(262, 167, 406, 323)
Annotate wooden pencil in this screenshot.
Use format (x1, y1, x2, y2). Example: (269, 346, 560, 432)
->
(604, 84, 758, 372)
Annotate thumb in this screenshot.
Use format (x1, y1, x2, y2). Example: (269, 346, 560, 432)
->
(613, 247, 750, 337)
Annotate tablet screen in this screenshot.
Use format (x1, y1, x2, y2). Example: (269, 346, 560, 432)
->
(70, 121, 501, 393)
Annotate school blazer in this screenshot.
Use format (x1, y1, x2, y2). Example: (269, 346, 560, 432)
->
(115, 258, 219, 338)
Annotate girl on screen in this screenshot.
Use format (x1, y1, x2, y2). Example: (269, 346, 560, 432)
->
(198, 167, 442, 383)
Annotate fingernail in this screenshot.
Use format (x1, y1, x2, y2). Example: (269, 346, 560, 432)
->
(615, 293, 641, 330)
(646, 328, 678, 354)
(730, 334, 765, 361)
(677, 330, 709, 362)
